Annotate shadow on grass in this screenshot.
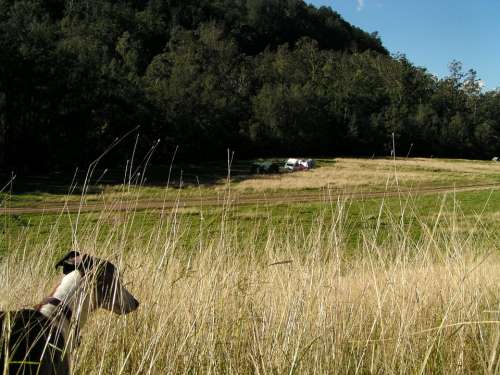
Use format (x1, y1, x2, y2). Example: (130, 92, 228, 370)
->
(0, 159, 289, 196)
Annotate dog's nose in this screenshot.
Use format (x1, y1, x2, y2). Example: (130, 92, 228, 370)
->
(131, 298, 139, 311)
(120, 297, 139, 314)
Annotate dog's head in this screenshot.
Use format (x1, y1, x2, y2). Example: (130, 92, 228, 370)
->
(56, 251, 139, 314)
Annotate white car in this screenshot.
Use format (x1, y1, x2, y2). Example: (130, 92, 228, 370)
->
(284, 158, 315, 171)
(284, 158, 300, 171)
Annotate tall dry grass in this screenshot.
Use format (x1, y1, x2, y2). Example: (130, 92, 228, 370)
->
(0, 187, 499, 374)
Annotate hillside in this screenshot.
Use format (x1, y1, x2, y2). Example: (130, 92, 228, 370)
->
(0, 0, 499, 172)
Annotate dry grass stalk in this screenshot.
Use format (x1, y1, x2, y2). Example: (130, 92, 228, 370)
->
(1, 187, 499, 374)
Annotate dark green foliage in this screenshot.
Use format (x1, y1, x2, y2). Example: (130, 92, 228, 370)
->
(0, 0, 499, 172)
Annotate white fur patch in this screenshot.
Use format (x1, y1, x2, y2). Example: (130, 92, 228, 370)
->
(52, 270, 83, 301)
(39, 270, 83, 319)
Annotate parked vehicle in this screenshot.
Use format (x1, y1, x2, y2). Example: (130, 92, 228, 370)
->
(250, 161, 281, 174)
(284, 158, 300, 171)
(284, 158, 316, 171)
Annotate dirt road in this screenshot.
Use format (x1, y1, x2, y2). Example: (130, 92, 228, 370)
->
(1, 183, 498, 215)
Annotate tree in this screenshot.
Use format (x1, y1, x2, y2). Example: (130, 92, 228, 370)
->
(145, 23, 251, 158)
(0, 0, 498, 171)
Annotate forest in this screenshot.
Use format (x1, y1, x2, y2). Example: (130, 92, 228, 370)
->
(0, 0, 499, 172)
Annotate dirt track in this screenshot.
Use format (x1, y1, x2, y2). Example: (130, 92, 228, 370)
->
(1, 183, 498, 215)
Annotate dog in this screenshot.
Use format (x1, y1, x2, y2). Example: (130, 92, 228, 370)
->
(0, 251, 139, 374)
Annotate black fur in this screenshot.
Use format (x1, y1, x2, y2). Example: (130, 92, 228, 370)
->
(0, 309, 69, 374)
(55, 251, 94, 275)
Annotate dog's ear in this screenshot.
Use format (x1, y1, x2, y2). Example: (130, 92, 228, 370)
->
(55, 251, 83, 274)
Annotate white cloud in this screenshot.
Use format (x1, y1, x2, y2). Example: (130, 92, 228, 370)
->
(356, 0, 365, 11)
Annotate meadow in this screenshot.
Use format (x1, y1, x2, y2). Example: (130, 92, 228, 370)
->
(0, 157, 499, 374)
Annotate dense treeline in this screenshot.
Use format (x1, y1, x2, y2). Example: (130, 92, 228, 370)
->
(0, 0, 498, 171)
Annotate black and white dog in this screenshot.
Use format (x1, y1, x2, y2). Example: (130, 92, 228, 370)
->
(0, 251, 139, 374)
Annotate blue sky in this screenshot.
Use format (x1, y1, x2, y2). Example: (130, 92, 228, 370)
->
(308, 0, 499, 91)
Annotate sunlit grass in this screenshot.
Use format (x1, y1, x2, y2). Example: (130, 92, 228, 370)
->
(233, 157, 500, 192)
(1, 178, 499, 373)
(2, 158, 500, 209)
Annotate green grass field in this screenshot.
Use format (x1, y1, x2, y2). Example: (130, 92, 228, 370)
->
(0, 158, 499, 374)
(2, 157, 500, 207)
